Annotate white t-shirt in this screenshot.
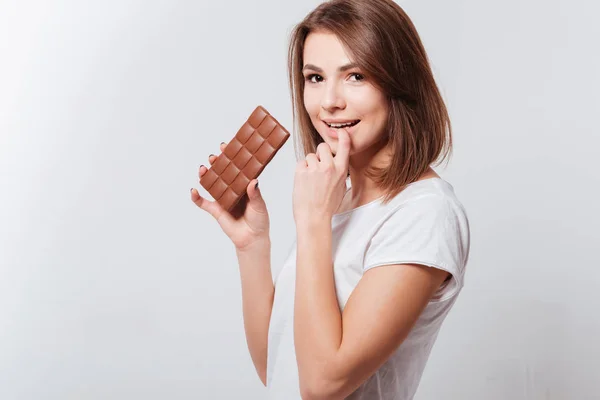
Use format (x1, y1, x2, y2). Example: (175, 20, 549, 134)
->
(266, 177, 470, 399)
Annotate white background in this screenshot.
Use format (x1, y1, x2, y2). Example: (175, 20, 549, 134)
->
(1, 0, 598, 399)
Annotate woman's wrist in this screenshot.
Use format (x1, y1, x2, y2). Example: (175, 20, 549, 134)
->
(235, 235, 271, 255)
(295, 215, 331, 234)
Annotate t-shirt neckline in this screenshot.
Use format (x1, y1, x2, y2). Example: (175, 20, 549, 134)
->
(332, 177, 444, 219)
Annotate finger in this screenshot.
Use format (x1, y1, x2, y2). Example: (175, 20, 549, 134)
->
(190, 188, 224, 219)
(334, 129, 351, 170)
(305, 153, 319, 169)
(296, 159, 308, 172)
(316, 143, 334, 164)
(207, 142, 227, 166)
(246, 179, 267, 212)
(198, 164, 208, 179)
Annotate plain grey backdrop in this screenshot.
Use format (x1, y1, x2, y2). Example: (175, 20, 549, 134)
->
(1, 0, 598, 399)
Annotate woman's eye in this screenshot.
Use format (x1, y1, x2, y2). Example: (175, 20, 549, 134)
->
(303, 73, 363, 83)
(305, 74, 323, 83)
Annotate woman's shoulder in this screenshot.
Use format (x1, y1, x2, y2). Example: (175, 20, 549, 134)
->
(392, 176, 458, 203)
(384, 177, 469, 224)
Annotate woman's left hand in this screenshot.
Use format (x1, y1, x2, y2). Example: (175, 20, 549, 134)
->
(292, 130, 351, 225)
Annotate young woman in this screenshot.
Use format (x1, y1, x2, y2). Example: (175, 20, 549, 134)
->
(191, 0, 470, 399)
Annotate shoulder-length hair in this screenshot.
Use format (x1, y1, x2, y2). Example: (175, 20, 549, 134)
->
(287, 0, 453, 203)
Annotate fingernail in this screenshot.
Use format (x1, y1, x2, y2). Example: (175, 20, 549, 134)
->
(200, 164, 205, 169)
(209, 154, 215, 158)
(221, 142, 225, 145)
(255, 181, 259, 189)
(190, 188, 193, 192)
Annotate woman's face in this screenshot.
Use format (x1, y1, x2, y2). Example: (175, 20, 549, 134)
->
(302, 31, 389, 156)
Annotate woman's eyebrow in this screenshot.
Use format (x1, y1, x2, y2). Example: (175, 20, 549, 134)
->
(302, 62, 359, 73)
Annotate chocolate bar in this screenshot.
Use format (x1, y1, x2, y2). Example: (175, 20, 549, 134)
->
(200, 105, 291, 212)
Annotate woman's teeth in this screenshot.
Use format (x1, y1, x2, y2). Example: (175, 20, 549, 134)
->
(327, 120, 360, 129)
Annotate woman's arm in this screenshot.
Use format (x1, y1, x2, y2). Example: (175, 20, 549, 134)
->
(294, 220, 448, 400)
(235, 237, 275, 387)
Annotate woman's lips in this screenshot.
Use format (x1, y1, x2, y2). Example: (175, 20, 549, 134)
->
(325, 120, 360, 138)
(324, 120, 360, 128)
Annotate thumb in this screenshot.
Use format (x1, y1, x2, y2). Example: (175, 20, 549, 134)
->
(247, 179, 267, 209)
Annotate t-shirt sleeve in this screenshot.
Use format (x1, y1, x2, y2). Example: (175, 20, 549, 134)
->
(362, 195, 470, 301)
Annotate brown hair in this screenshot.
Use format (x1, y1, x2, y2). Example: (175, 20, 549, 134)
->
(287, 0, 453, 203)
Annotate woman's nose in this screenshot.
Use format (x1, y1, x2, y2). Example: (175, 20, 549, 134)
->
(320, 82, 346, 111)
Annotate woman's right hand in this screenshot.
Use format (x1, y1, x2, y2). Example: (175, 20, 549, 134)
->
(190, 142, 271, 251)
